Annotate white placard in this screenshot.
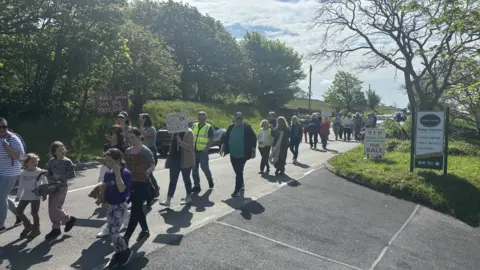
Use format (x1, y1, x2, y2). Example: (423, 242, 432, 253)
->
(258, 131, 265, 143)
(364, 128, 386, 158)
(321, 110, 332, 117)
(165, 112, 188, 134)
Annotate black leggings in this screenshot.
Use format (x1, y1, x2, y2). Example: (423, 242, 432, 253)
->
(124, 182, 149, 240)
(309, 132, 318, 147)
(259, 146, 271, 172)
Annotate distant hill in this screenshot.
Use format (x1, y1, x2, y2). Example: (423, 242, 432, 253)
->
(286, 99, 396, 115)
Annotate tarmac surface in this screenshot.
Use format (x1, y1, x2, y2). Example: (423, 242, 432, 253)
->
(1, 137, 479, 270)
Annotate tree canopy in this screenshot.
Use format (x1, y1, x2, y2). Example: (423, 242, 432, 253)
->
(0, 0, 305, 118)
(323, 71, 367, 113)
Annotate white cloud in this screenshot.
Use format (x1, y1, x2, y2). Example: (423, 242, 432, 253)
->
(176, 0, 409, 107)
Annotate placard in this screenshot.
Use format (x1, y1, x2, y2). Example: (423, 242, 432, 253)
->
(165, 112, 188, 134)
(364, 128, 386, 158)
(123, 154, 149, 182)
(97, 92, 128, 114)
(322, 110, 332, 117)
(415, 111, 445, 170)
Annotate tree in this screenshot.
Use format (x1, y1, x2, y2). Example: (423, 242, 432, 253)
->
(323, 71, 367, 113)
(311, 0, 480, 111)
(366, 88, 381, 111)
(240, 31, 306, 107)
(131, 0, 244, 102)
(444, 58, 480, 134)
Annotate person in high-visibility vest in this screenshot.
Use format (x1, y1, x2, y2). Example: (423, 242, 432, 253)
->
(191, 111, 214, 192)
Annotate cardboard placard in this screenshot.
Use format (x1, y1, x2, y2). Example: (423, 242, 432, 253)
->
(97, 92, 128, 114)
(123, 154, 149, 182)
(165, 112, 188, 134)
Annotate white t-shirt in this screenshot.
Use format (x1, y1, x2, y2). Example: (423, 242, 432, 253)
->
(18, 168, 47, 200)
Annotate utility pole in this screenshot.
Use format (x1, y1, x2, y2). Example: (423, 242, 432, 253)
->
(308, 65, 312, 114)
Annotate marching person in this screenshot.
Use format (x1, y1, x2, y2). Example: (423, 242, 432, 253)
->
(343, 114, 354, 141)
(289, 116, 302, 162)
(191, 111, 214, 192)
(308, 113, 321, 149)
(139, 113, 160, 203)
(270, 117, 290, 175)
(0, 117, 24, 232)
(257, 119, 273, 174)
(268, 111, 277, 130)
(320, 116, 330, 149)
(302, 115, 311, 143)
(333, 113, 342, 140)
(220, 112, 257, 197)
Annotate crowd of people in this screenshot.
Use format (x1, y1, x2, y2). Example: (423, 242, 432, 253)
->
(0, 109, 377, 268)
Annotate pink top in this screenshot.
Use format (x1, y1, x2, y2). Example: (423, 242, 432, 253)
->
(320, 120, 330, 134)
(17, 168, 47, 200)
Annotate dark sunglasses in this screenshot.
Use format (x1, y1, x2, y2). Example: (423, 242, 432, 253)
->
(0, 125, 7, 130)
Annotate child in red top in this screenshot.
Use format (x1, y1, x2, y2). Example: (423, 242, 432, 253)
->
(320, 117, 330, 149)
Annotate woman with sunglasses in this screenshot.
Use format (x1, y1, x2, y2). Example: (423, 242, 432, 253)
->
(116, 111, 132, 149)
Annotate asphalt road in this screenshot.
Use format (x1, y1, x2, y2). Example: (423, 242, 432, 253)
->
(0, 137, 357, 270)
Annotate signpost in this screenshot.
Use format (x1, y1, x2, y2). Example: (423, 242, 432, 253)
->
(97, 92, 128, 114)
(364, 128, 386, 159)
(410, 108, 449, 174)
(165, 112, 188, 134)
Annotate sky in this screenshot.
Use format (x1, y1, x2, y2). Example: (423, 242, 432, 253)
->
(175, 0, 409, 107)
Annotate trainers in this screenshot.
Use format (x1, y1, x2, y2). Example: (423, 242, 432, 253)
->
(45, 228, 61, 240)
(64, 216, 76, 233)
(136, 230, 150, 241)
(97, 226, 110, 238)
(20, 227, 32, 238)
(117, 248, 132, 267)
(28, 229, 41, 238)
(181, 195, 192, 205)
(107, 252, 120, 268)
(208, 181, 214, 189)
(159, 198, 171, 207)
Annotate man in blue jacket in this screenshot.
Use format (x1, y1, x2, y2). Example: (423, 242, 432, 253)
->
(220, 112, 257, 197)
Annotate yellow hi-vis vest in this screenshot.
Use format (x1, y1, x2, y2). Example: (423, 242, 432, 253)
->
(192, 122, 211, 151)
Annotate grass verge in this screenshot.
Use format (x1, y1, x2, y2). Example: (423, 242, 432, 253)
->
(11, 100, 295, 161)
(328, 140, 480, 227)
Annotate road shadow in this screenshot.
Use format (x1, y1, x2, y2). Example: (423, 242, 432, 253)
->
(74, 218, 106, 229)
(159, 205, 193, 234)
(1, 235, 70, 269)
(325, 148, 339, 154)
(152, 233, 184, 246)
(312, 148, 327, 152)
(191, 189, 214, 212)
(418, 172, 480, 227)
(261, 173, 295, 185)
(222, 196, 265, 220)
(89, 207, 107, 219)
(292, 161, 310, 168)
(121, 251, 149, 270)
(71, 238, 112, 269)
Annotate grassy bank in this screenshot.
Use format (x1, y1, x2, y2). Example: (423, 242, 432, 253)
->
(10, 100, 295, 161)
(329, 139, 480, 226)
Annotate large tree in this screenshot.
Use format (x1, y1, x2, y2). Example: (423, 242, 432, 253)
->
(240, 31, 306, 107)
(131, 0, 244, 102)
(311, 0, 480, 111)
(323, 71, 367, 113)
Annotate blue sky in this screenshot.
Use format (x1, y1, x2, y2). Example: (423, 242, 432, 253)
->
(176, 0, 409, 107)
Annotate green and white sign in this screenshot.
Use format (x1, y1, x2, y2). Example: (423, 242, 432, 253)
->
(415, 111, 445, 170)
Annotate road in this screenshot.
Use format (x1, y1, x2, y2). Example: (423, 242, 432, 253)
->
(0, 138, 357, 270)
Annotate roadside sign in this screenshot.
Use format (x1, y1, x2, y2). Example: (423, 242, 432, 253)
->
(414, 111, 445, 170)
(364, 128, 386, 159)
(97, 92, 128, 114)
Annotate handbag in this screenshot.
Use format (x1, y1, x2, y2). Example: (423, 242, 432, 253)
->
(31, 171, 61, 197)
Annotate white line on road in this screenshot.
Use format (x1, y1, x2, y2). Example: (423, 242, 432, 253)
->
(68, 156, 226, 194)
(303, 169, 315, 176)
(215, 221, 363, 270)
(369, 204, 421, 270)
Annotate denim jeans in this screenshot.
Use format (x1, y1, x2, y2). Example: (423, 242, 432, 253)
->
(0, 175, 18, 227)
(167, 157, 192, 198)
(192, 151, 213, 188)
(289, 141, 300, 159)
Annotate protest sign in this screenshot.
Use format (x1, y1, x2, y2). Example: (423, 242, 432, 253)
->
(165, 112, 188, 134)
(123, 154, 149, 182)
(321, 110, 332, 117)
(97, 92, 128, 114)
(364, 128, 386, 159)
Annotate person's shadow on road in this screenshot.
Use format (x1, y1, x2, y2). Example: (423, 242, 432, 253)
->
(191, 189, 214, 212)
(1, 235, 70, 270)
(159, 205, 193, 234)
(70, 237, 112, 269)
(222, 196, 265, 220)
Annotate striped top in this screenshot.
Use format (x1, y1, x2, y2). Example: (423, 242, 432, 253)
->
(46, 158, 76, 186)
(0, 134, 25, 176)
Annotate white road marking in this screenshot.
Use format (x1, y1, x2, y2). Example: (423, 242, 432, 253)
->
(215, 221, 363, 270)
(68, 156, 225, 194)
(369, 204, 421, 270)
(303, 169, 315, 176)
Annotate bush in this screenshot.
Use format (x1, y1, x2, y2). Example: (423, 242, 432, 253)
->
(383, 118, 406, 139)
(385, 139, 410, 153)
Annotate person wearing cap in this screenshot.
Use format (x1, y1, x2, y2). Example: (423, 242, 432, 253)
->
(116, 111, 132, 149)
(191, 111, 214, 192)
(220, 112, 257, 197)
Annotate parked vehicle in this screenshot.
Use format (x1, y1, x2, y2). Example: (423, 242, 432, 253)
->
(376, 115, 386, 127)
(156, 120, 226, 156)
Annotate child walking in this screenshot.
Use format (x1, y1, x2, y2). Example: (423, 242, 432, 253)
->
(16, 153, 47, 238)
(45, 141, 77, 240)
(101, 148, 133, 267)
